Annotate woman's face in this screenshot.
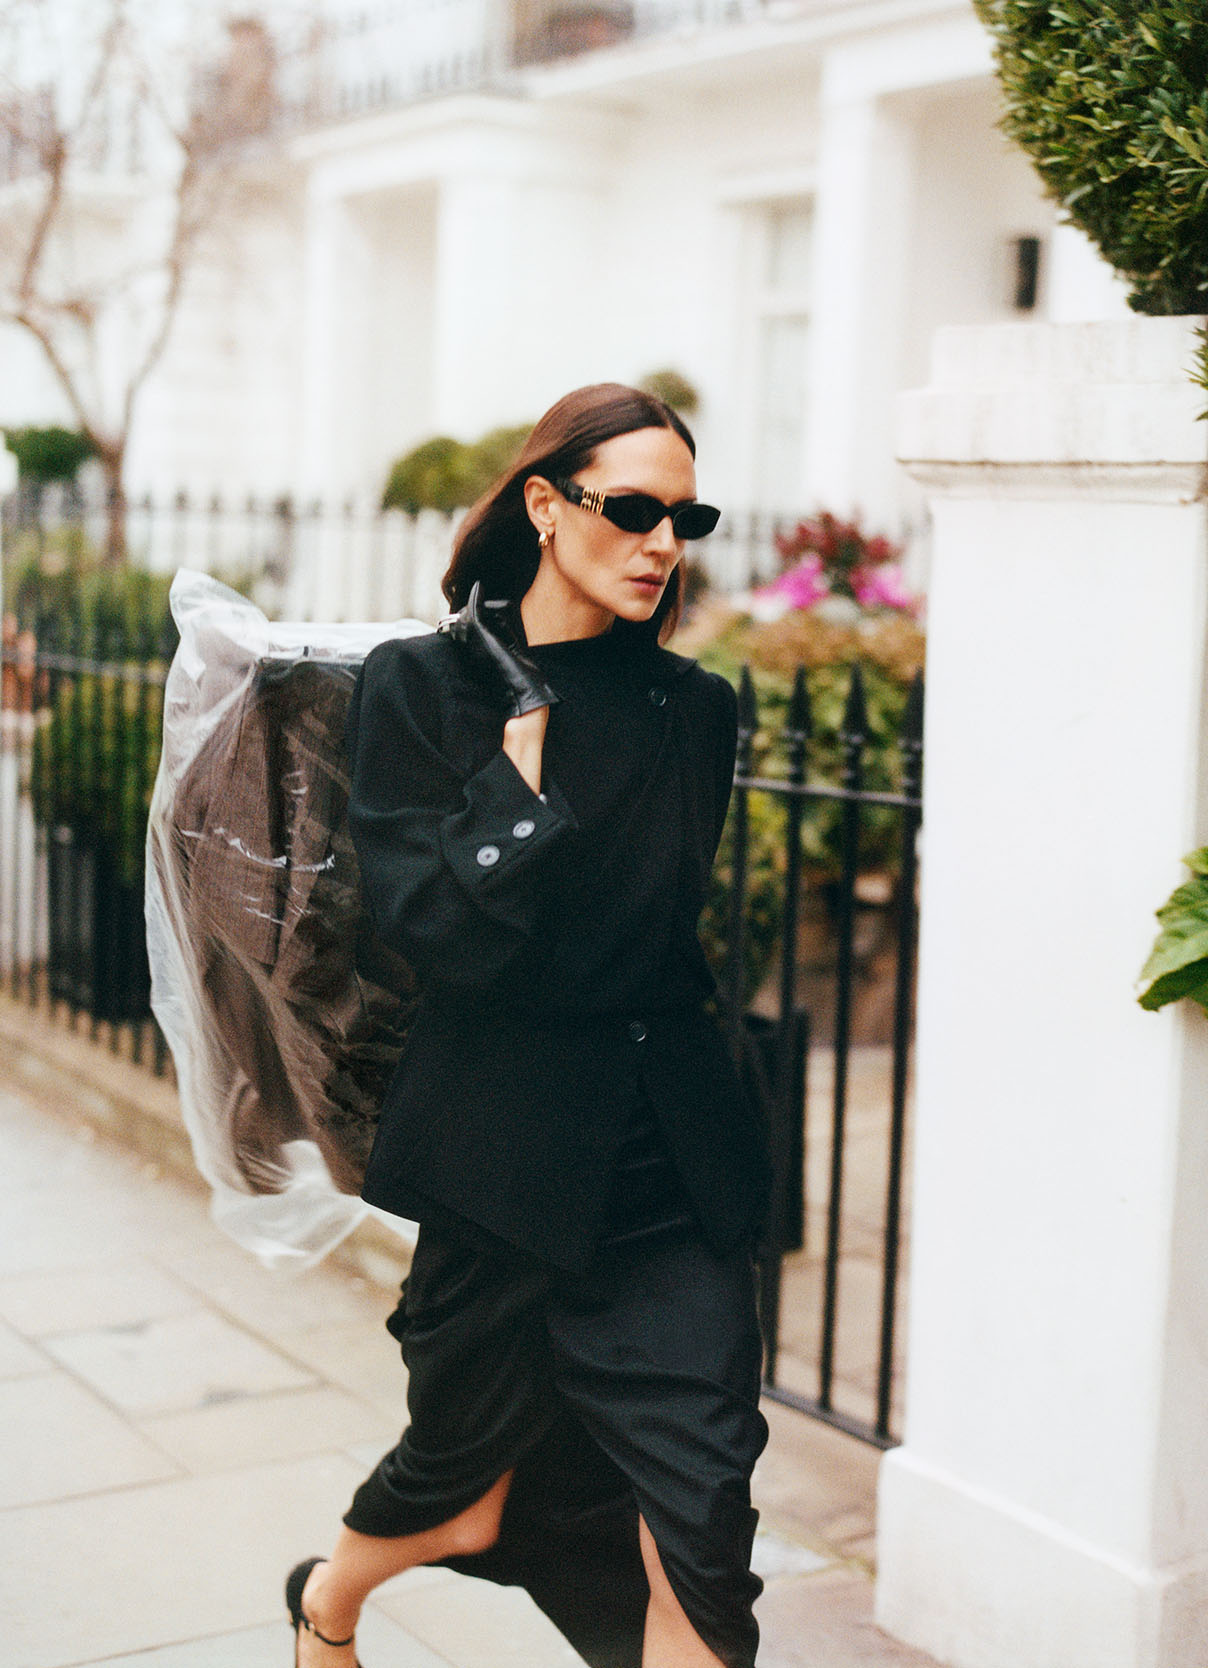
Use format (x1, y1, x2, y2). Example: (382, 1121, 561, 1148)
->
(524, 425, 697, 638)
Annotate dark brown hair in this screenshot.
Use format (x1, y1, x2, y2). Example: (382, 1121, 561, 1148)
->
(442, 383, 698, 643)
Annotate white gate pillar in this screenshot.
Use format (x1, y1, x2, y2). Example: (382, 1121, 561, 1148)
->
(876, 317, 1208, 1668)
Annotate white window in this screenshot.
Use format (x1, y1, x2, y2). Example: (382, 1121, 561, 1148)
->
(751, 199, 813, 513)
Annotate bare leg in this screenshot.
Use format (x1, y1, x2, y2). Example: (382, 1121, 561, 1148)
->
(294, 1470, 514, 1666)
(638, 1515, 727, 1668)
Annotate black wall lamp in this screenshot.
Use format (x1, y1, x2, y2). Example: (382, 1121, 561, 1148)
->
(1012, 235, 1042, 311)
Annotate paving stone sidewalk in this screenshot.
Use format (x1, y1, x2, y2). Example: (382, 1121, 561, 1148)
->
(0, 1068, 942, 1668)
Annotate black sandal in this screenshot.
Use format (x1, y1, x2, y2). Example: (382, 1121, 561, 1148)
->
(285, 1558, 362, 1666)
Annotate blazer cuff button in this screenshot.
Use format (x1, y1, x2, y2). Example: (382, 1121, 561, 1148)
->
(476, 844, 501, 867)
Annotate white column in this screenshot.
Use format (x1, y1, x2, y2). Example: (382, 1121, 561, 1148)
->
(297, 185, 373, 504)
(430, 171, 523, 436)
(296, 184, 378, 620)
(803, 80, 915, 525)
(876, 317, 1208, 1668)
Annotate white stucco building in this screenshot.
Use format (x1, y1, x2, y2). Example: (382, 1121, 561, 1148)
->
(0, 0, 1130, 541)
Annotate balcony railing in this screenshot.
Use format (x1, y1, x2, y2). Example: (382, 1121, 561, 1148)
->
(0, 0, 779, 187)
(275, 0, 771, 130)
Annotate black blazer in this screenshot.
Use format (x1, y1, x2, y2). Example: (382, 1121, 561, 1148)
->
(345, 629, 770, 1271)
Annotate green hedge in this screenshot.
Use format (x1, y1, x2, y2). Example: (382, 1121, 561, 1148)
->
(13, 549, 176, 888)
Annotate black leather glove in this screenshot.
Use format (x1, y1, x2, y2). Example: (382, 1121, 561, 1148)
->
(437, 582, 560, 719)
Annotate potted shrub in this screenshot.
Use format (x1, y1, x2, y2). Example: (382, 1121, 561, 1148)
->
(974, 0, 1207, 393)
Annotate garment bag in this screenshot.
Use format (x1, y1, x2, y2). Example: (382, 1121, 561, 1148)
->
(146, 569, 427, 1266)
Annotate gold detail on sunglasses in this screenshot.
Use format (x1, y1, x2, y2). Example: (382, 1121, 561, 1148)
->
(579, 487, 607, 515)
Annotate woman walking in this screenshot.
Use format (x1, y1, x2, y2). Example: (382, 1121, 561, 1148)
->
(286, 384, 771, 1668)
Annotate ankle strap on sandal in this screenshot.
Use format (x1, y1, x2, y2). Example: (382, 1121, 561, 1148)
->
(299, 1613, 356, 1649)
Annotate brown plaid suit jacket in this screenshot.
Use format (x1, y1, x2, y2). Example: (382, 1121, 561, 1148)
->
(170, 656, 418, 1195)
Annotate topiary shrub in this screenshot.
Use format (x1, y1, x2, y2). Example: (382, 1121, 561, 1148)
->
(4, 425, 98, 482)
(381, 436, 474, 514)
(638, 369, 700, 414)
(467, 423, 533, 488)
(381, 423, 533, 514)
(973, 0, 1208, 317)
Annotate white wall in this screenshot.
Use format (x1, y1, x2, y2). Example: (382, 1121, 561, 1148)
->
(361, 184, 439, 495)
(0, 327, 72, 430)
(901, 80, 1055, 388)
(891, 77, 1059, 543)
(127, 174, 306, 499)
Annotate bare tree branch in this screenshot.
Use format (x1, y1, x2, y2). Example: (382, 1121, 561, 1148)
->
(0, 2, 281, 556)
(4, 298, 99, 444)
(15, 126, 65, 307)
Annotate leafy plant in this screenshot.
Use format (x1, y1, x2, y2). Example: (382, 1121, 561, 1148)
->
(381, 436, 473, 514)
(688, 606, 924, 1002)
(469, 423, 533, 487)
(3, 425, 98, 482)
(1195, 324, 1208, 417)
(700, 789, 787, 1001)
(1137, 848, 1208, 1014)
(381, 423, 532, 513)
(639, 369, 700, 414)
(973, 0, 1208, 317)
(11, 544, 176, 886)
(701, 621, 920, 869)
(5, 535, 175, 647)
(34, 653, 167, 888)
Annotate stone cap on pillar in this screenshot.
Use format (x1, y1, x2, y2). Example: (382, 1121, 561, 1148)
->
(897, 316, 1208, 501)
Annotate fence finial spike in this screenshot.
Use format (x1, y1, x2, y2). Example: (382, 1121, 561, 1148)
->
(842, 662, 868, 738)
(789, 664, 811, 737)
(737, 663, 757, 728)
(902, 670, 924, 742)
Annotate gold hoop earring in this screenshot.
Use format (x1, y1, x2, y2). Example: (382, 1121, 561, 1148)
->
(538, 529, 552, 550)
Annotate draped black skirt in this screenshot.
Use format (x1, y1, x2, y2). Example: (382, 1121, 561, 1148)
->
(343, 1213, 768, 1668)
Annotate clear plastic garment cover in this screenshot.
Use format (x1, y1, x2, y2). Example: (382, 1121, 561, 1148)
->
(145, 570, 428, 1267)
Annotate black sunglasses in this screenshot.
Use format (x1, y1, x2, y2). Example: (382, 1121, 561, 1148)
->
(554, 477, 721, 540)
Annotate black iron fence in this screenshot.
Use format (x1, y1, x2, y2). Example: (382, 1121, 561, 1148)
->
(0, 590, 922, 1446)
(724, 665, 924, 1447)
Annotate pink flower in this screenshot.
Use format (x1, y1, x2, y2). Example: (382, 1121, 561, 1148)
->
(852, 564, 917, 613)
(753, 554, 830, 613)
